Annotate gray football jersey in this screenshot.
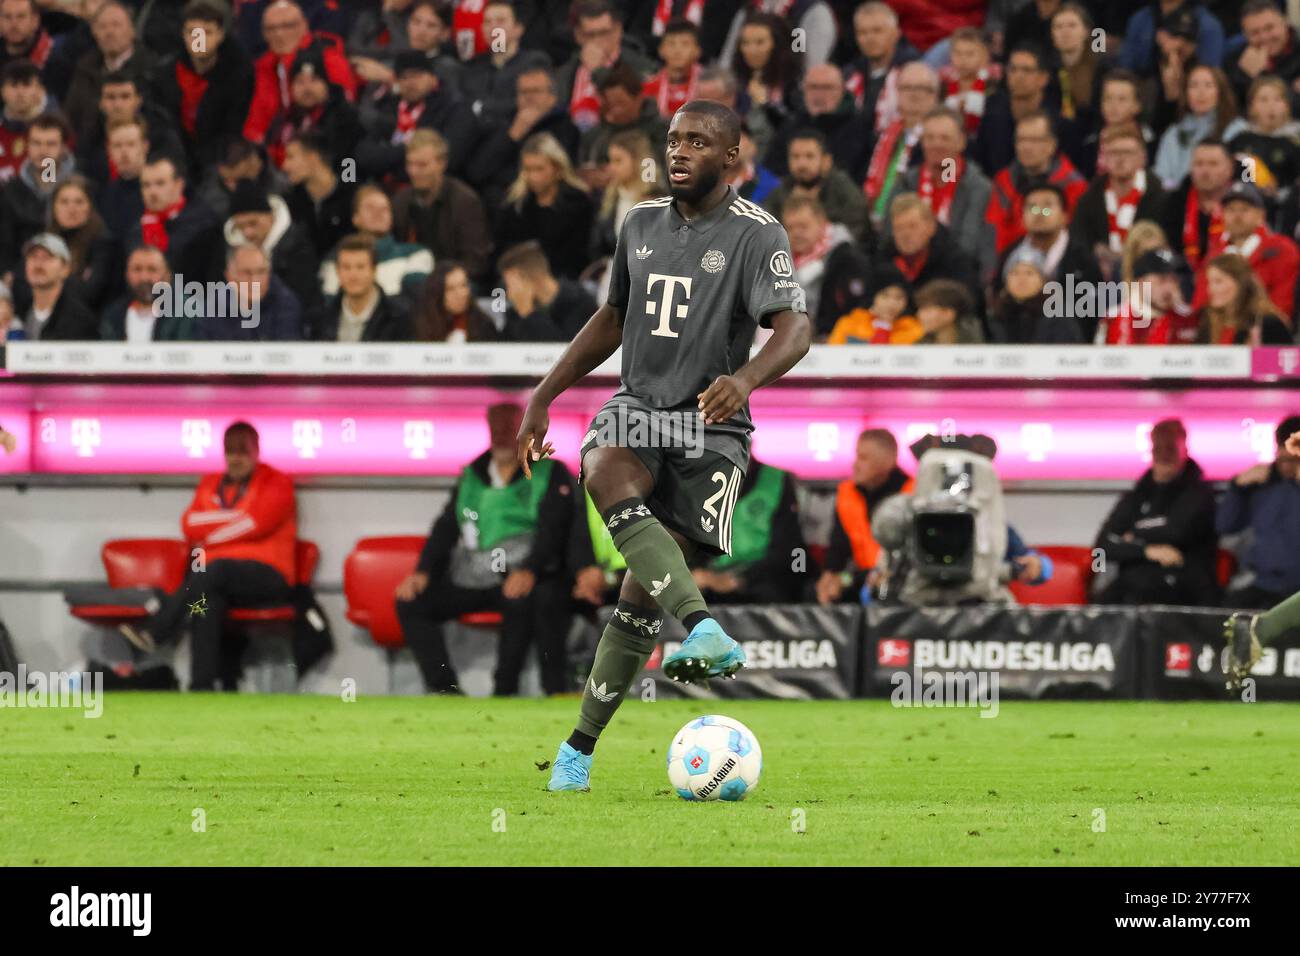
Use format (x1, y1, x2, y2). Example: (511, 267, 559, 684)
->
(606, 186, 807, 430)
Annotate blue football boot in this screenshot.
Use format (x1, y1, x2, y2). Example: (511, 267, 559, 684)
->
(547, 742, 592, 792)
(662, 618, 746, 684)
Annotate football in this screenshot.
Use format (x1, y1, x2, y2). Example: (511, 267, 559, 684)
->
(667, 715, 762, 801)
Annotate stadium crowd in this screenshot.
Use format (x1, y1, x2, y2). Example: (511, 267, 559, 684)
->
(1, 0, 1300, 345)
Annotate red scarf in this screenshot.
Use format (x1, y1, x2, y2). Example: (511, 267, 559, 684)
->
(1182, 187, 1223, 269)
(644, 63, 699, 117)
(140, 198, 186, 252)
(894, 249, 928, 282)
(452, 0, 488, 60)
(941, 65, 997, 136)
(26, 30, 53, 69)
(793, 222, 834, 270)
(1104, 170, 1145, 253)
(396, 99, 425, 139)
(653, 0, 705, 34)
(864, 118, 915, 204)
(570, 53, 617, 131)
(918, 156, 962, 225)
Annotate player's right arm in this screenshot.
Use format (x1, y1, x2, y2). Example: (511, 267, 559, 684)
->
(516, 301, 624, 477)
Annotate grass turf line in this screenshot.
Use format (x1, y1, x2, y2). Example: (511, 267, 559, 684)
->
(1, 694, 1295, 866)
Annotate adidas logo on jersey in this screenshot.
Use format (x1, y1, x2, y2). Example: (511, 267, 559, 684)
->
(701, 516, 714, 532)
(635, 245, 653, 259)
(588, 679, 619, 703)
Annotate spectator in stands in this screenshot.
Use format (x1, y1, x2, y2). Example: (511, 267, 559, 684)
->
(99, 244, 192, 341)
(1147, 5, 1203, 130)
(0, 60, 49, 183)
(557, 0, 656, 133)
(127, 155, 221, 283)
(941, 27, 999, 143)
(412, 259, 503, 342)
(725, 121, 780, 203)
(392, 128, 493, 289)
(1223, 76, 1300, 202)
(826, 263, 917, 344)
(988, 245, 1084, 343)
(576, 61, 668, 191)
(843, 1, 919, 128)
(721, 0, 835, 69)
(780, 194, 870, 338)
(641, 16, 702, 120)
(77, 70, 184, 189)
(1120, 0, 1224, 78)
(265, 47, 364, 170)
(1071, 124, 1168, 280)
(1005, 0, 1060, 64)
(1074, 70, 1156, 179)
(315, 233, 410, 341)
(692, 458, 807, 603)
(199, 243, 302, 341)
(320, 184, 432, 299)
(282, 130, 355, 258)
(496, 131, 595, 280)
(1099, 248, 1198, 344)
(158, 0, 255, 173)
(864, 60, 938, 226)
(243, 0, 355, 145)
(460, 0, 550, 130)
(880, 192, 980, 302)
(697, 65, 774, 160)
(1196, 252, 1294, 344)
(1159, 138, 1235, 271)
(816, 427, 914, 605)
(357, 48, 476, 181)
(1218, 415, 1300, 610)
(1153, 65, 1238, 190)
(728, 11, 797, 120)
(97, 116, 147, 239)
(589, 129, 664, 263)
(223, 179, 319, 320)
(0, 113, 72, 283)
(0, 0, 59, 80)
(470, 66, 580, 212)
(1228, 0, 1300, 106)
(1003, 181, 1102, 336)
(349, 0, 463, 95)
(884, 105, 996, 281)
(395, 402, 578, 696)
(499, 239, 597, 342)
(1094, 417, 1218, 605)
(764, 63, 870, 181)
(986, 109, 1087, 255)
(764, 128, 870, 244)
(1049, 3, 1104, 133)
(119, 421, 298, 692)
(195, 138, 288, 225)
(913, 278, 984, 344)
(974, 44, 1054, 176)
(1191, 182, 1299, 321)
(50, 174, 116, 313)
(15, 232, 94, 339)
(62, 1, 156, 141)
(233, 0, 348, 57)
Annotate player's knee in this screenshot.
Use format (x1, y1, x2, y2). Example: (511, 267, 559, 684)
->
(583, 447, 652, 511)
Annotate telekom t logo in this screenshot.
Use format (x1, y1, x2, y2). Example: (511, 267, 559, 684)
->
(646, 273, 691, 338)
(403, 421, 435, 460)
(180, 419, 212, 459)
(1280, 348, 1299, 375)
(807, 422, 840, 461)
(71, 418, 100, 458)
(1020, 423, 1053, 462)
(292, 420, 323, 459)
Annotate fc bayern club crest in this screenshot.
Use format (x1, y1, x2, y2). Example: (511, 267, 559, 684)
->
(700, 249, 726, 273)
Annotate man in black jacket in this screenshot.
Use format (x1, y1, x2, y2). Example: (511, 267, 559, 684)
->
(764, 63, 871, 182)
(283, 130, 355, 258)
(459, 1, 552, 130)
(314, 234, 409, 341)
(879, 192, 981, 314)
(394, 402, 579, 696)
(1094, 418, 1219, 605)
(265, 47, 364, 175)
(222, 179, 320, 321)
(60, 1, 157, 138)
(1070, 124, 1166, 275)
(125, 155, 221, 284)
(17, 233, 96, 340)
(76, 70, 186, 187)
(498, 240, 596, 342)
(0, 113, 72, 281)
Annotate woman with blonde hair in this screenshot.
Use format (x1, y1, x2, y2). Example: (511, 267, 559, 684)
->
(495, 132, 595, 279)
(1197, 253, 1293, 345)
(589, 130, 664, 262)
(1119, 221, 1171, 285)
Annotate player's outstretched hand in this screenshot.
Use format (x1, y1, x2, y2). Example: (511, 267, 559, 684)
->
(697, 375, 751, 425)
(516, 402, 555, 479)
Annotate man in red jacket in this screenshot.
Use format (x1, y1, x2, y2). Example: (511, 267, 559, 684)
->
(243, 0, 356, 145)
(985, 110, 1087, 255)
(120, 421, 298, 691)
(1191, 182, 1299, 324)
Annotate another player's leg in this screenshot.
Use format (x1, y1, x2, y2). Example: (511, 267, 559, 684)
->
(1224, 589, 1300, 690)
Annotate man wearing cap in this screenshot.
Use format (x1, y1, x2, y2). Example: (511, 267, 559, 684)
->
(1191, 181, 1299, 322)
(223, 178, 320, 319)
(357, 48, 478, 181)
(17, 233, 95, 340)
(264, 47, 363, 171)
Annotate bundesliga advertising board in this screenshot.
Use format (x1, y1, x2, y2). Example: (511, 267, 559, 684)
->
(0, 0, 1293, 939)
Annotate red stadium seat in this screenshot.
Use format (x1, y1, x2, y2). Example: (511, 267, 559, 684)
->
(70, 539, 189, 625)
(227, 540, 320, 623)
(343, 536, 424, 648)
(1009, 545, 1094, 606)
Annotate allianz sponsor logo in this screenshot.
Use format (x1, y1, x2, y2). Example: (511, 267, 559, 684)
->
(49, 886, 151, 936)
(661, 638, 837, 670)
(912, 639, 1115, 672)
(773, 278, 801, 290)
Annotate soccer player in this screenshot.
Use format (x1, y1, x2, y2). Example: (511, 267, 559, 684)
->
(516, 99, 812, 792)
(1224, 429, 1300, 691)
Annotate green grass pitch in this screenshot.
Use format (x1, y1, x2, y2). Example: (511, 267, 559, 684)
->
(2, 694, 1295, 866)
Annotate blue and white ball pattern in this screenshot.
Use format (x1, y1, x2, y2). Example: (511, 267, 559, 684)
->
(667, 715, 762, 801)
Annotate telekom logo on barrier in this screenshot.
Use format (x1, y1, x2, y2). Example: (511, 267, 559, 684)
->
(180, 420, 212, 458)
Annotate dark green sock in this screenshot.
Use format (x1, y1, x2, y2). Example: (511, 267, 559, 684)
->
(1256, 589, 1300, 645)
(604, 499, 709, 623)
(576, 601, 662, 739)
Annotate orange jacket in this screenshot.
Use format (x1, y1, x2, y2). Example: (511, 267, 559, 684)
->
(835, 474, 916, 571)
(182, 463, 298, 584)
